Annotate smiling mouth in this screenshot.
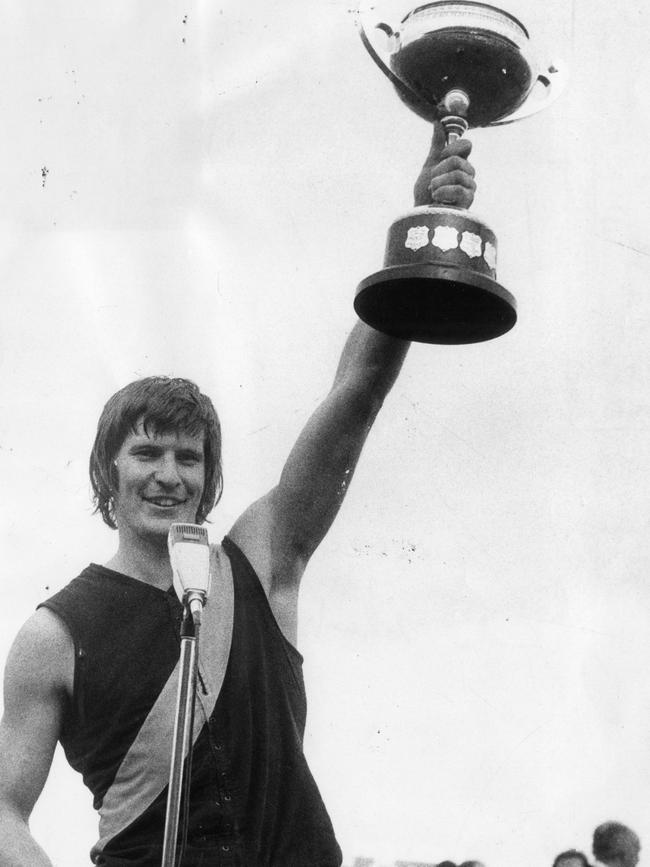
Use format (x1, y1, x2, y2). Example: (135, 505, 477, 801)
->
(143, 497, 187, 508)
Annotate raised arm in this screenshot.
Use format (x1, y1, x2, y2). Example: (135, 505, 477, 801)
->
(0, 609, 74, 867)
(229, 122, 476, 639)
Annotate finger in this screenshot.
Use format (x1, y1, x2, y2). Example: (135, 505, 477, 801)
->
(429, 171, 476, 192)
(429, 184, 475, 208)
(430, 155, 476, 178)
(440, 137, 473, 159)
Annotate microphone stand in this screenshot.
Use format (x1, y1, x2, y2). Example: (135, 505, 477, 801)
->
(161, 602, 200, 867)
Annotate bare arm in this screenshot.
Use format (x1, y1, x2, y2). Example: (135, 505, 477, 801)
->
(230, 323, 408, 558)
(0, 610, 74, 867)
(229, 123, 476, 639)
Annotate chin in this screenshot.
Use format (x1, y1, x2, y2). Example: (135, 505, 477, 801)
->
(138, 514, 193, 541)
(116, 504, 201, 543)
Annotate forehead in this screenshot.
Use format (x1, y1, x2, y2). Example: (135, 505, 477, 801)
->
(120, 419, 205, 452)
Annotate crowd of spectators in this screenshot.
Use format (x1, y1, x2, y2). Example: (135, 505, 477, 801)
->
(348, 858, 486, 866)
(348, 856, 485, 866)
(345, 819, 641, 867)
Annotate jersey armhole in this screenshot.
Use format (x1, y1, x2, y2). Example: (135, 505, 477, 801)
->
(220, 536, 304, 665)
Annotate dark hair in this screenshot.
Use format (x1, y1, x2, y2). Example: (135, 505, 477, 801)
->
(553, 850, 590, 867)
(89, 376, 223, 528)
(593, 823, 640, 865)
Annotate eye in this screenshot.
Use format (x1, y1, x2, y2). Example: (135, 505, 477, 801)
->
(177, 452, 203, 466)
(133, 447, 158, 460)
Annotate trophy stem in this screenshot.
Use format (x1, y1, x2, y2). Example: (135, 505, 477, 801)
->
(443, 121, 467, 143)
(439, 88, 470, 143)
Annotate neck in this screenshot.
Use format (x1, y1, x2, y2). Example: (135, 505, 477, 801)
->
(106, 530, 173, 589)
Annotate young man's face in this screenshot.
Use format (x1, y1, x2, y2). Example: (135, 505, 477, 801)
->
(112, 419, 206, 543)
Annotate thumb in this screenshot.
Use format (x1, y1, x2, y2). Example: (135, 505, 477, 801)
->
(420, 120, 448, 167)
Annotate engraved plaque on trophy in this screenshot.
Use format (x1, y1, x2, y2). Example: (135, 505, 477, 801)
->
(354, 1, 566, 344)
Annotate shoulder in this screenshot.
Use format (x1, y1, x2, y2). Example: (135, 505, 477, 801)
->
(4, 608, 74, 703)
(40, 565, 149, 639)
(0, 611, 73, 814)
(8, 608, 74, 664)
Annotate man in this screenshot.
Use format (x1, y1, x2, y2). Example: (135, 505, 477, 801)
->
(592, 822, 641, 867)
(552, 850, 591, 867)
(0, 122, 476, 866)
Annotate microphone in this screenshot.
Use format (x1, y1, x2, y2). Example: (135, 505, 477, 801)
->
(167, 523, 211, 626)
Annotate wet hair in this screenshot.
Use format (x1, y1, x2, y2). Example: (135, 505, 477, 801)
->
(89, 376, 223, 529)
(593, 822, 640, 866)
(553, 850, 591, 867)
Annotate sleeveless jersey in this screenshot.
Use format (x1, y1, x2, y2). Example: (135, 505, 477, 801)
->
(38, 536, 342, 867)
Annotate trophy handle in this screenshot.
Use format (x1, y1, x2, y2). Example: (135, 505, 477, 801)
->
(488, 61, 568, 126)
(355, 0, 425, 108)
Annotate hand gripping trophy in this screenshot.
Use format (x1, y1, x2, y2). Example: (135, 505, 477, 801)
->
(354, 1, 566, 344)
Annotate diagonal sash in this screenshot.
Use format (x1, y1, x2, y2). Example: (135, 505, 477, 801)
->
(91, 544, 235, 857)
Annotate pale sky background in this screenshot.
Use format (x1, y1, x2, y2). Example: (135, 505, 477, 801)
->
(0, 1, 649, 866)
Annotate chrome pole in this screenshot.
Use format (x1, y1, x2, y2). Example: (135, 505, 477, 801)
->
(161, 608, 199, 867)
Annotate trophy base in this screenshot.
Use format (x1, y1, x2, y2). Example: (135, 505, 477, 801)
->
(354, 262, 516, 344)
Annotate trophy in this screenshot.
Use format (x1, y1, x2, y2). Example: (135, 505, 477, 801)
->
(354, 1, 566, 343)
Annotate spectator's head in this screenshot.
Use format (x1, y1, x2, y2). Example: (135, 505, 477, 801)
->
(553, 850, 591, 867)
(437, 862, 458, 867)
(593, 822, 641, 867)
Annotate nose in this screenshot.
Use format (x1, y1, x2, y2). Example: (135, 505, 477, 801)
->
(153, 452, 182, 487)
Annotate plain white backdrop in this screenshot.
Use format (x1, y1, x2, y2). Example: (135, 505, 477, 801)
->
(1, 1, 649, 865)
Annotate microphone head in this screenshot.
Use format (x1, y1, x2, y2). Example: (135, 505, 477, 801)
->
(167, 523, 211, 607)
